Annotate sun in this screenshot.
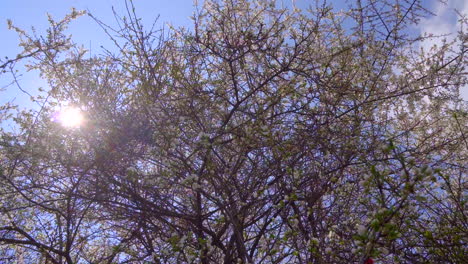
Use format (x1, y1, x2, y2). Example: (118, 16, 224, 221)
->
(56, 107, 84, 127)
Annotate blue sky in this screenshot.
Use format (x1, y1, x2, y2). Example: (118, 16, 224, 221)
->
(0, 0, 466, 113)
(0, 0, 195, 110)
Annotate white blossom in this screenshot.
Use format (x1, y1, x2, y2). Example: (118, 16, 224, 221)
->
(357, 225, 367, 235)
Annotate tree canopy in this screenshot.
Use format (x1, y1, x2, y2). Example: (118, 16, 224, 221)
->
(0, 0, 467, 263)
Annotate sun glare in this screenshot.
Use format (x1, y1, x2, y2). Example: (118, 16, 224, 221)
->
(57, 107, 84, 128)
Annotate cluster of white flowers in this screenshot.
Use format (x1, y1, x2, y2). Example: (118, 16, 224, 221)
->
(357, 225, 367, 235)
(192, 182, 201, 190)
(145, 176, 160, 185)
(182, 173, 198, 184)
(289, 217, 299, 227)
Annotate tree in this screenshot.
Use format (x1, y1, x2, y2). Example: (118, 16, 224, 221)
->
(1, 0, 467, 263)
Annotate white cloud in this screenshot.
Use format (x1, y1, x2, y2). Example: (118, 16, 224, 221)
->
(419, 0, 467, 100)
(419, 0, 467, 48)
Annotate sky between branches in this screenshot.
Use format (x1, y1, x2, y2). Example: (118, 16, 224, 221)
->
(0, 0, 466, 117)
